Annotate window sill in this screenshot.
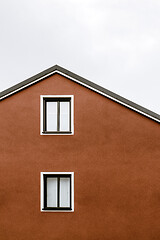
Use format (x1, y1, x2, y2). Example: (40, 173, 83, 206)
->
(41, 131, 73, 135)
(42, 207, 72, 210)
(41, 208, 74, 213)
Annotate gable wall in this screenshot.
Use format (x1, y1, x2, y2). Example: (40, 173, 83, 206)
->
(0, 74, 160, 240)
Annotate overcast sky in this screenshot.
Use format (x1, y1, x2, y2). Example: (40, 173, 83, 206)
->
(0, 0, 160, 114)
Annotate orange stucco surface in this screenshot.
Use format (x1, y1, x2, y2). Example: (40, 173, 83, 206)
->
(0, 74, 160, 240)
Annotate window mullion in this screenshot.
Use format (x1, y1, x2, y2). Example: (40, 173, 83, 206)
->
(57, 101, 60, 131)
(57, 177, 60, 207)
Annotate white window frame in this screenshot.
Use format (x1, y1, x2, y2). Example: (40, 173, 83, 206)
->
(40, 172, 74, 212)
(40, 95, 74, 135)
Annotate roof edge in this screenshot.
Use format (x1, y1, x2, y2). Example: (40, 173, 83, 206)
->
(0, 65, 159, 123)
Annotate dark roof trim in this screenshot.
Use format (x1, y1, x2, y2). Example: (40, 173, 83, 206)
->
(0, 65, 159, 123)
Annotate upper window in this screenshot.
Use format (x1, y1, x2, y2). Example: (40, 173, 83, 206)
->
(40, 95, 74, 135)
(40, 172, 74, 212)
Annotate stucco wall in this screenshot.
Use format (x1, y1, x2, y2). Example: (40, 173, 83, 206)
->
(0, 74, 160, 240)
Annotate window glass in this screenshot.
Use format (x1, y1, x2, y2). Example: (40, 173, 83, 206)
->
(47, 178, 57, 207)
(60, 177, 70, 207)
(60, 102, 70, 131)
(47, 102, 57, 131)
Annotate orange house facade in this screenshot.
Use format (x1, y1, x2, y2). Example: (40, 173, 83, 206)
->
(0, 65, 160, 240)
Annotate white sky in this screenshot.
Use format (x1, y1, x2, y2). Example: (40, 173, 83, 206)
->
(0, 0, 160, 114)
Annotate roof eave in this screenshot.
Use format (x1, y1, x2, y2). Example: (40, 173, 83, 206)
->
(0, 65, 159, 123)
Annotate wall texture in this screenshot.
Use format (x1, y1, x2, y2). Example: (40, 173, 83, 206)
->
(0, 74, 160, 240)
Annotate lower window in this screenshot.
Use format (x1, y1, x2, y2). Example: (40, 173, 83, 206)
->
(41, 172, 74, 212)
